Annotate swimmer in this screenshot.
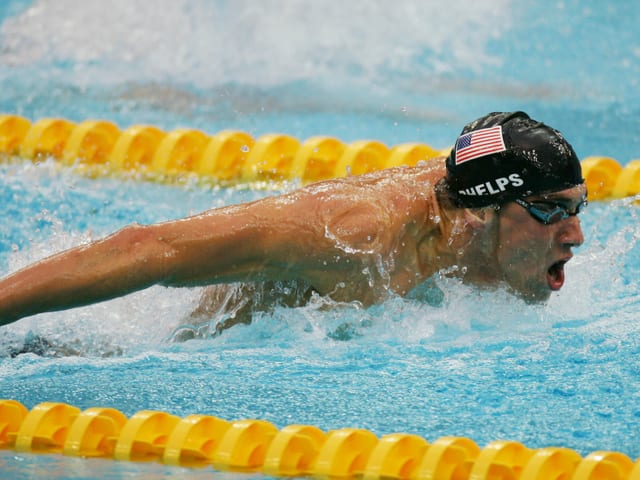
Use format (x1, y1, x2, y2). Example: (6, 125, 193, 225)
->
(0, 111, 586, 330)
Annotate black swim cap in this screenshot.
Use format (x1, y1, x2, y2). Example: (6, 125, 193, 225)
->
(444, 111, 584, 208)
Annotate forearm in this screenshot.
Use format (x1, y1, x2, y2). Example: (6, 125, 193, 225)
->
(0, 190, 350, 326)
(0, 224, 172, 326)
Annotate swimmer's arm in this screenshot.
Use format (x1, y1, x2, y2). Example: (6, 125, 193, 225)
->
(0, 199, 333, 326)
(0, 223, 179, 326)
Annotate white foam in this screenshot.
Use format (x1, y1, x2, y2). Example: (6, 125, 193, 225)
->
(0, 0, 512, 88)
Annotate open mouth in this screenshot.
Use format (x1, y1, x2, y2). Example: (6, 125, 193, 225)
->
(547, 260, 567, 290)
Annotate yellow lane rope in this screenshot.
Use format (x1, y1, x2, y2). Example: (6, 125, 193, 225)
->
(1, 114, 637, 200)
(0, 399, 638, 479)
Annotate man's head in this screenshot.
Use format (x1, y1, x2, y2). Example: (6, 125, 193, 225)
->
(442, 111, 586, 302)
(443, 111, 583, 207)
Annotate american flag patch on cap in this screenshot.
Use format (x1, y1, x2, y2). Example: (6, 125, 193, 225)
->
(455, 125, 506, 165)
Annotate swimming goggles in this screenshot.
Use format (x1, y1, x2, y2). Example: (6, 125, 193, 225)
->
(513, 197, 587, 225)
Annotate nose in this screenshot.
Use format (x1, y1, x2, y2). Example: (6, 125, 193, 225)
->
(558, 215, 584, 248)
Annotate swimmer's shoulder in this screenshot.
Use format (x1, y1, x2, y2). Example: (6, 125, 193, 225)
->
(266, 160, 447, 229)
(295, 158, 446, 197)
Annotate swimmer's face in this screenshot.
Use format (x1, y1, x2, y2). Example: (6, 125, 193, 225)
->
(494, 184, 586, 302)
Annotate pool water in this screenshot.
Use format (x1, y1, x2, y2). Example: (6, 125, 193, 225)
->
(2, 0, 640, 478)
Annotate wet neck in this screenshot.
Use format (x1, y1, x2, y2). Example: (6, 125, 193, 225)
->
(418, 192, 471, 273)
(434, 203, 500, 284)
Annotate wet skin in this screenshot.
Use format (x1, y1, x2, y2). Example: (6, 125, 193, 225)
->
(0, 161, 586, 327)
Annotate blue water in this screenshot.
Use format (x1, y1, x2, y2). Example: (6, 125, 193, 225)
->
(2, 1, 640, 478)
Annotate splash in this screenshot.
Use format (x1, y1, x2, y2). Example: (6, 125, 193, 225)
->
(548, 197, 640, 329)
(0, 0, 513, 88)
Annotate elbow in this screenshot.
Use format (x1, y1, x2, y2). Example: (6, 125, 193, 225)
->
(109, 223, 178, 284)
(112, 223, 154, 250)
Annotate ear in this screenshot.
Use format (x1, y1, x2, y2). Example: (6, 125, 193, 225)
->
(462, 207, 497, 231)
